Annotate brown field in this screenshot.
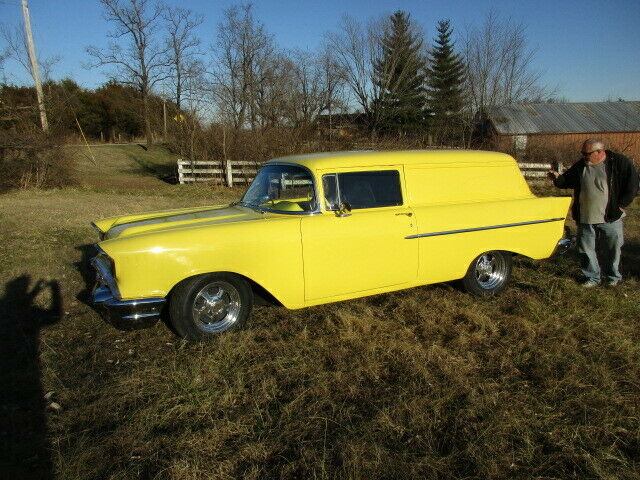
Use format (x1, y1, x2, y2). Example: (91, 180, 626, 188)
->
(1, 145, 639, 479)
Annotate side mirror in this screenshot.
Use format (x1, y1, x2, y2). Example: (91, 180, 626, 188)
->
(336, 202, 352, 217)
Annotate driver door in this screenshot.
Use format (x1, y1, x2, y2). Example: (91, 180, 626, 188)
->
(301, 167, 418, 301)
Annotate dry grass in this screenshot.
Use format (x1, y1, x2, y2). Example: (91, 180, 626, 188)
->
(0, 148, 639, 479)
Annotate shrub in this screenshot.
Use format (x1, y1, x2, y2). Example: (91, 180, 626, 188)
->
(0, 130, 76, 193)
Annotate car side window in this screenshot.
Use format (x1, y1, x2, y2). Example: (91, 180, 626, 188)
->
(322, 174, 339, 211)
(337, 170, 402, 209)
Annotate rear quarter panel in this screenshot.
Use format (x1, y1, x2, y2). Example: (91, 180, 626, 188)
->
(411, 197, 571, 284)
(404, 155, 571, 284)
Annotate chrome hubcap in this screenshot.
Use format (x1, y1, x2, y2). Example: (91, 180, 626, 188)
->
(474, 253, 507, 289)
(192, 281, 241, 333)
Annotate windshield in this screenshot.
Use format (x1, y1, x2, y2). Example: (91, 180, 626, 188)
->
(241, 164, 317, 213)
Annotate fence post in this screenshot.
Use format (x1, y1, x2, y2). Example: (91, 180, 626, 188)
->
(226, 159, 233, 187)
(177, 158, 184, 185)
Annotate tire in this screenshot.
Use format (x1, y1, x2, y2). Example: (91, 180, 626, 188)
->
(461, 251, 512, 296)
(169, 273, 253, 340)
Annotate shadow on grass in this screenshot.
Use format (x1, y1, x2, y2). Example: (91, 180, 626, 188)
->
(533, 232, 640, 283)
(124, 145, 177, 184)
(74, 244, 97, 305)
(0, 275, 63, 479)
(622, 240, 640, 280)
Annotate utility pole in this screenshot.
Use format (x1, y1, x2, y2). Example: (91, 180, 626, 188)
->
(21, 0, 49, 133)
(163, 97, 167, 139)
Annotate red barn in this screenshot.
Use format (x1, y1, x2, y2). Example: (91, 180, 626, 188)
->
(484, 102, 640, 163)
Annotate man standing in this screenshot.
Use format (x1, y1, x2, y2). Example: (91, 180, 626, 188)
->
(549, 138, 638, 287)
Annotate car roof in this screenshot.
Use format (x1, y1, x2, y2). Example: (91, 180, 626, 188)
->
(265, 150, 515, 170)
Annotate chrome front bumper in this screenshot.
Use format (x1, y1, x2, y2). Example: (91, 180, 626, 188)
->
(91, 250, 165, 330)
(92, 285, 166, 330)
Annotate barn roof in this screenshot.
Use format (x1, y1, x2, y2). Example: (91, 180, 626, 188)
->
(486, 101, 640, 135)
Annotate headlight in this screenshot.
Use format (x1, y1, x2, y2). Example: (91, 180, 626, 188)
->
(91, 247, 120, 298)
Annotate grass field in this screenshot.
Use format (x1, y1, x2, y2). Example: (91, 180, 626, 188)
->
(1, 145, 639, 479)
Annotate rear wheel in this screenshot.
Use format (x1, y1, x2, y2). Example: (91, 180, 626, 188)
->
(461, 251, 512, 296)
(170, 273, 253, 340)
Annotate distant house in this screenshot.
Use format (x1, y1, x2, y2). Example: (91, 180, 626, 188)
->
(316, 113, 366, 138)
(482, 101, 640, 161)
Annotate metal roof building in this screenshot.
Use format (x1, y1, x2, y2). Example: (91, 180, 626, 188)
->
(483, 102, 640, 162)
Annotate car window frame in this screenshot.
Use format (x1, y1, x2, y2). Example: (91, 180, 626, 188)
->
(321, 168, 404, 211)
(239, 162, 322, 216)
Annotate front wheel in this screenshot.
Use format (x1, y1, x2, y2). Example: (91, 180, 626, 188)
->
(169, 273, 253, 340)
(461, 251, 512, 296)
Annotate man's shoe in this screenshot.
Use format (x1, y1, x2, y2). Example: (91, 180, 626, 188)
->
(605, 279, 621, 287)
(581, 279, 600, 288)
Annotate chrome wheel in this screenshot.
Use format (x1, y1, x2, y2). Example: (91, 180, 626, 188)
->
(192, 281, 242, 333)
(473, 252, 509, 289)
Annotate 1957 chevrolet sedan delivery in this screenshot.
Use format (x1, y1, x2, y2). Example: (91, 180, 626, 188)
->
(91, 150, 571, 340)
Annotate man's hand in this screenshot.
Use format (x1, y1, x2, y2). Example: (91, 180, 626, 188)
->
(547, 170, 560, 180)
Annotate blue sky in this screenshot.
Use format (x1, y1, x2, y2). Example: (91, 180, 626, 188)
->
(1, 0, 639, 102)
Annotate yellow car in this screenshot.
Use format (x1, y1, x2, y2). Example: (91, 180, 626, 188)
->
(91, 150, 571, 340)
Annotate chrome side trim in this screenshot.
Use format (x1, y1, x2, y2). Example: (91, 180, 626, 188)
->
(405, 218, 565, 239)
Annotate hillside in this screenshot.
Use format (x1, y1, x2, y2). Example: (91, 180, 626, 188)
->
(71, 143, 181, 191)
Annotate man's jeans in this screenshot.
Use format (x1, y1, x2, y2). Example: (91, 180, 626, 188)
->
(577, 219, 624, 283)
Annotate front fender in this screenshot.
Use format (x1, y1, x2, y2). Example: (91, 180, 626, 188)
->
(99, 216, 305, 308)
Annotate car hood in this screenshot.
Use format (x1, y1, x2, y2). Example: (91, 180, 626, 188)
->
(93, 204, 266, 240)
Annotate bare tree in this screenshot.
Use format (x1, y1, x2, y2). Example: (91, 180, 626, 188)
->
(163, 6, 204, 114)
(318, 47, 348, 121)
(0, 48, 9, 82)
(325, 16, 376, 131)
(1, 24, 60, 82)
(86, 0, 168, 145)
(286, 48, 346, 128)
(463, 11, 551, 113)
(211, 4, 277, 131)
(254, 51, 292, 128)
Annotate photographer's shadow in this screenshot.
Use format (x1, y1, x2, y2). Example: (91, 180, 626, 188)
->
(622, 240, 640, 281)
(0, 275, 63, 479)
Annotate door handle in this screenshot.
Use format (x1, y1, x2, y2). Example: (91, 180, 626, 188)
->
(395, 212, 413, 217)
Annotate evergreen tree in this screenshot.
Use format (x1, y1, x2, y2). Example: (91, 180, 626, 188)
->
(426, 19, 466, 144)
(373, 11, 426, 135)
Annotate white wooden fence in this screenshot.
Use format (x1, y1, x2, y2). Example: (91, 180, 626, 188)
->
(518, 161, 564, 184)
(178, 159, 563, 186)
(177, 160, 259, 186)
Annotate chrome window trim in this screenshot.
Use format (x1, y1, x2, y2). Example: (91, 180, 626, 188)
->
(322, 169, 404, 211)
(405, 218, 565, 239)
(322, 173, 339, 212)
(236, 202, 321, 216)
(239, 162, 322, 216)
